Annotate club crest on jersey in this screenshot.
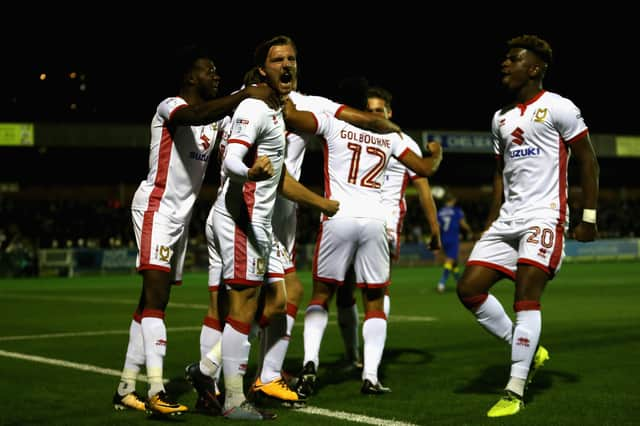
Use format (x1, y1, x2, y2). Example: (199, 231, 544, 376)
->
(157, 245, 172, 262)
(534, 108, 548, 123)
(253, 257, 266, 275)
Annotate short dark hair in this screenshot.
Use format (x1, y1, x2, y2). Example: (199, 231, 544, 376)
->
(507, 34, 553, 64)
(367, 86, 392, 108)
(174, 45, 213, 84)
(254, 35, 296, 67)
(336, 76, 369, 110)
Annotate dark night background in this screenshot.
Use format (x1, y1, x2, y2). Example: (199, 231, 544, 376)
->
(1, 9, 640, 257)
(1, 9, 637, 134)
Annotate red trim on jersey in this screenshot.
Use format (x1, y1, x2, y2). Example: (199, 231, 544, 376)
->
(356, 280, 390, 289)
(207, 285, 220, 292)
(243, 146, 258, 219)
(225, 278, 263, 287)
(243, 181, 257, 219)
(284, 265, 296, 274)
(203, 316, 223, 331)
(397, 147, 411, 159)
(267, 272, 285, 279)
(514, 300, 541, 311)
(334, 105, 347, 117)
(225, 317, 251, 335)
(147, 127, 173, 212)
(140, 126, 173, 266)
(516, 90, 546, 115)
(132, 310, 142, 323)
(310, 111, 319, 133)
(312, 222, 323, 277)
(138, 264, 171, 273)
(565, 128, 589, 144)
(314, 275, 345, 286)
(549, 134, 569, 274)
(320, 139, 330, 222)
(227, 138, 252, 148)
(141, 309, 165, 319)
(364, 310, 387, 321)
(518, 258, 551, 275)
(140, 211, 155, 266)
(168, 103, 189, 121)
(549, 221, 564, 276)
(466, 260, 516, 280)
(233, 225, 248, 281)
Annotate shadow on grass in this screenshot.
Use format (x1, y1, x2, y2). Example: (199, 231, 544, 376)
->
(454, 364, 578, 403)
(282, 347, 433, 394)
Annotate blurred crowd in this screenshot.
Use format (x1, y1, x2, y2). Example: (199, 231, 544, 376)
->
(2, 193, 639, 277)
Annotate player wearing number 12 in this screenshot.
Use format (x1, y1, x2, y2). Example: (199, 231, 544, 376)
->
(283, 98, 442, 394)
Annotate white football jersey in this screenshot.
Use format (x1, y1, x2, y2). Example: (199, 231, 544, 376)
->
(380, 133, 422, 226)
(214, 98, 286, 226)
(312, 113, 411, 221)
(491, 90, 588, 223)
(131, 97, 224, 222)
(273, 92, 344, 251)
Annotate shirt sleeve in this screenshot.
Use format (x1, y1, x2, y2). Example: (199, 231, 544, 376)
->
(228, 99, 265, 148)
(157, 97, 187, 122)
(223, 142, 250, 182)
(553, 97, 589, 143)
(491, 110, 503, 156)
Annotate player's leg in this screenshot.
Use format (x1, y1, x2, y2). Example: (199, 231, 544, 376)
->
(354, 218, 391, 394)
(135, 211, 188, 415)
(297, 219, 355, 397)
(457, 226, 517, 344)
(113, 298, 146, 411)
(336, 268, 361, 369)
(487, 218, 558, 417)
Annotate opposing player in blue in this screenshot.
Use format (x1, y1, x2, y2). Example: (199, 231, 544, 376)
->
(436, 192, 472, 293)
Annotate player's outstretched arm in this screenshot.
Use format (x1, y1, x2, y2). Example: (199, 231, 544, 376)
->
(279, 169, 339, 217)
(398, 141, 443, 177)
(336, 106, 401, 134)
(171, 84, 279, 126)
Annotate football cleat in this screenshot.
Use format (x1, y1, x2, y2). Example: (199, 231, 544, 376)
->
(527, 345, 550, 385)
(249, 377, 306, 407)
(223, 400, 277, 420)
(185, 362, 221, 415)
(487, 390, 524, 417)
(112, 391, 146, 411)
(436, 283, 446, 294)
(145, 391, 188, 416)
(360, 379, 391, 395)
(294, 361, 317, 398)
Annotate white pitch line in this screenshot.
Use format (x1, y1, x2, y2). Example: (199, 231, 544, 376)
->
(300, 406, 419, 426)
(0, 349, 419, 426)
(0, 349, 151, 381)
